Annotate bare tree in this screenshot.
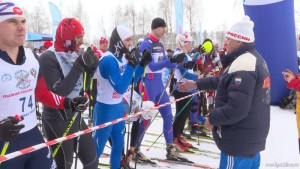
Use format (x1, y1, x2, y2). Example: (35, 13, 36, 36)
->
(123, 3, 138, 41)
(24, 3, 51, 34)
(72, 0, 91, 45)
(138, 6, 151, 36)
(158, 0, 176, 49)
(203, 30, 209, 40)
(111, 5, 123, 29)
(183, 0, 202, 34)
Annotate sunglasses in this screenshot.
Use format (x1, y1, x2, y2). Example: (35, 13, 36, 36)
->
(185, 41, 194, 45)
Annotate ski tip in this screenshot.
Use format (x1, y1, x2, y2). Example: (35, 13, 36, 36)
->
(146, 148, 150, 151)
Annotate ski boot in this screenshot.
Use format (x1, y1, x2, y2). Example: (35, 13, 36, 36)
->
(166, 143, 188, 162)
(120, 155, 132, 169)
(178, 134, 193, 148)
(173, 138, 188, 152)
(133, 147, 157, 166)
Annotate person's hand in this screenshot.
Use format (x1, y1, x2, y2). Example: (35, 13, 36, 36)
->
(0, 116, 24, 142)
(170, 53, 185, 63)
(204, 118, 214, 131)
(178, 80, 197, 92)
(282, 70, 296, 83)
(184, 61, 195, 69)
(139, 48, 152, 66)
(285, 69, 295, 76)
(126, 49, 139, 68)
(74, 49, 99, 71)
(64, 96, 89, 113)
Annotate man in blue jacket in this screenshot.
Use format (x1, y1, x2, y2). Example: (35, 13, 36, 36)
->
(178, 16, 270, 169)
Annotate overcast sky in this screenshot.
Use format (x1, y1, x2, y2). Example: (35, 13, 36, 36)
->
(14, 0, 300, 43)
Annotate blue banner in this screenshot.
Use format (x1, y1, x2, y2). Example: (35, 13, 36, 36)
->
(174, 0, 183, 34)
(199, 19, 203, 44)
(244, 0, 297, 104)
(48, 2, 62, 42)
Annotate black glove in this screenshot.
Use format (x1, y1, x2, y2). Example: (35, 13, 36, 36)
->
(139, 48, 152, 66)
(64, 96, 89, 113)
(74, 49, 99, 72)
(0, 116, 24, 142)
(170, 53, 185, 63)
(126, 48, 139, 68)
(184, 61, 195, 69)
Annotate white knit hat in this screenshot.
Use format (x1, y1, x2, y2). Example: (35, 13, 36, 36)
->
(225, 15, 255, 43)
(176, 33, 193, 47)
(0, 1, 25, 23)
(117, 25, 133, 41)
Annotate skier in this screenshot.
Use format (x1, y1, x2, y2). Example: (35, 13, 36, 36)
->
(0, 2, 87, 169)
(92, 24, 151, 169)
(172, 34, 199, 152)
(39, 18, 99, 169)
(138, 17, 187, 162)
(98, 37, 108, 58)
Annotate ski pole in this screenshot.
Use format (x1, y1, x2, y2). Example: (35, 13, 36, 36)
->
(125, 71, 135, 164)
(88, 77, 95, 127)
(0, 114, 23, 166)
(146, 94, 196, 151)
(197, 92, 200, 145)
(168, 70, 188, 97)
(75, 71, 90, 169)
(157, 64, 179, 105)
(52, 112, 79, 157)
(134, 66, 147, 169)
(143, 68, 187, 133)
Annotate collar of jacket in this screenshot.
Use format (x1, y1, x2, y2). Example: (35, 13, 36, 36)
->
(221, 42, 255, 68)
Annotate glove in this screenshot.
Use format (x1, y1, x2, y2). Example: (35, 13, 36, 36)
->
(201, 39, 213, 54)
(141, 101, 156, 120)
(184, 61, 195, 69)
(139, 48, 152, 66)
(0, 116, 24, 142)
(64, 96, 89, 113)
(170, 53, 185, 63)
(74, 49, 99, 71)
(126, 48, 139, 68)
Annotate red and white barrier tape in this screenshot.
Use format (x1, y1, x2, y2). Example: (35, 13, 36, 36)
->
(0, 91, 200, 163)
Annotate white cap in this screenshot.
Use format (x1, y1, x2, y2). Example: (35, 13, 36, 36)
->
(117, 25, 133, 41)
(137, 38, 144, 43)
(0, 1, 25, 23)
(176, 33, 193, 47)
(225, 15, 255, 43)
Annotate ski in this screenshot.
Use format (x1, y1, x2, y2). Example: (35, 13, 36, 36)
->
(134, 158, 157, 167)
(100, 153, 110, 158)
(144, 140, 219, 155)
(132, 159, 169, 168)
(98, 163, 110, 168)
(145, 132, 214, 141)
(151, 158, 215, 169)
(189, 147, 220, 155)
(141, 144, 219, 159)
(184, 137, 215, 145)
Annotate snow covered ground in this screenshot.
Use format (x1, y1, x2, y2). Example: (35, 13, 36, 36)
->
(73, 105, 300, 169)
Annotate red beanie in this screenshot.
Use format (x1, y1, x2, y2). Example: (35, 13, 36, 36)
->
(99, 37, 108, 46)
(43, 40, 53, 48)
(54, 18, 84, 52)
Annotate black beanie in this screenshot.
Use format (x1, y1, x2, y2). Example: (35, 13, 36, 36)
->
(151, 18, 167, 30)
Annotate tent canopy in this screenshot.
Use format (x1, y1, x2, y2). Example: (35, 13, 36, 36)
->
(26, 32, 53, 41)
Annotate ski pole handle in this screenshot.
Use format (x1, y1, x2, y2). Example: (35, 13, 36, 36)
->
(0, 114, 23, 165)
